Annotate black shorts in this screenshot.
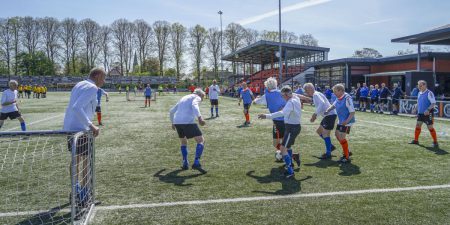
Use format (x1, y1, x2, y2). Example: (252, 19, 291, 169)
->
(95, 106, 101, 113)
(380, 98, 388, 104)
(336, 125, 351, 134)
(272, 120, 285, 139)
(371, 98, 378, 104)
(145, 96, 151, 100)
(392, 98, 399, 104)
(243, 103, 251, 110)
(417, 113, 434, 125)
(174, 124, 202, 139)
(359, 97, 368, 102)
(0, 111, 21, 120)
(67, 134, 92, 156)
(320, 114, 337, 130)
(355, 96, 360, 101)
(19, 91, 23, 93)
(282, 124, 301, 149)
(210, 99, 219, 106)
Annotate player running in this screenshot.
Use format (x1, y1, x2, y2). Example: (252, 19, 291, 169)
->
(303, 83, 337, 159)
(169, 88, 207, 171)
(0, 80, 27, 131)
(238, 82, 255, 126)
(258, 86, 302, 179)
(409, 80, 439, 148)
(325, 84, 355, 163)
(209, 80, 220, 117)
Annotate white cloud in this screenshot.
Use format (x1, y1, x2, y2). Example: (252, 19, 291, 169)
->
(236, 0, 333, 26)
(364, 18, 394, 25)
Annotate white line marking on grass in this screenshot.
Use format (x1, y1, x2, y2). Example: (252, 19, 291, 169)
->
(94, 184, 450, 211)
(3, 184, 449, 217)
(4, 114, 64, 131)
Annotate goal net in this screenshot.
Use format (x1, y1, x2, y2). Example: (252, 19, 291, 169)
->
(0, 131, 96, 225)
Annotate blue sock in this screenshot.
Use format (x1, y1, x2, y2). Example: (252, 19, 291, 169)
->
(210, 108, 213, 116)
(287, 149, 293, 158)
(20, 122, 26, 131)
(181, 146, 188, 163)
(283, 155, 293, 174)
(195, 143, 204, 163)
(215, 107, 218, 115)
(324, 137, 332, 156)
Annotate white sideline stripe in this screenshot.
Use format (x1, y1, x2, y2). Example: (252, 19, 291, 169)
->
(2, 184, 449, 217)
(4, 114, 64, 131)
(95, 184, 450, 211)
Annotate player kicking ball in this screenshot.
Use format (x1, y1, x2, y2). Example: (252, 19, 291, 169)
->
(303, 83, 337, 159)
(258, 86, 302, 179)
(409, 80, 439, 148)
(170, 88, 207, 172)
(325, 84, 355, 163)
(0, 80, 26, 131)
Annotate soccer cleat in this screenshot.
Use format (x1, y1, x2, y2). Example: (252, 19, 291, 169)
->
(216, 114, 219, 117)
(98, 122, 103, 126)
(192, 162, 202, 170)
(319, 153, 332, 160)
(338, 156, 351, 164)
(283, 171, 295, 179)
(409, 140, 419, 145)
(292, 153, 301, 167)
(349, 151, 353, 156)
(181, 161, 189, 170)
(433, 142, 439, 148)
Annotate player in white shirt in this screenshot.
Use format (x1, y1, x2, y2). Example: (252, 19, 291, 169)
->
(63, 68, 105, 191)
(170, 88, 207, 172)
(209, 80, 220, 118)
(0, 80, 26, 131)
(303, 83, 337, 159)
(258, 86, 301, 179)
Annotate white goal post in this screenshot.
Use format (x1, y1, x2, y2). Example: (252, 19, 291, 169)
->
(0, 130, 96, 225)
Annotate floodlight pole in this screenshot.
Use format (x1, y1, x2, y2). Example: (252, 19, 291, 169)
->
(278, 0, 282, 86)
(218, 10, 224, 84)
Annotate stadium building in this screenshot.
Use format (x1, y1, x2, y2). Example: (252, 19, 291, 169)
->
(223, 25, 450, 96)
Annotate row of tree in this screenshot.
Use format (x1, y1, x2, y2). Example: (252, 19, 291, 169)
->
(0, 16, 320, 81)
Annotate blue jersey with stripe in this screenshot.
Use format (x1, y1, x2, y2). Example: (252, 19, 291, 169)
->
(417, 89, 434, 114)
(265, 89, 286, 121)
(334, 93, 356, 125)
(360, 87, 369, 97)
(240, 88, 253, 104)
(145, 87, 152, 96)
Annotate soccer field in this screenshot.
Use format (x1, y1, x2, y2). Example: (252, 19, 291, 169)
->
(1, 92, 449, 225)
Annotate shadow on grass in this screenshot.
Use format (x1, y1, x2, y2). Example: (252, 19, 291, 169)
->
(338, 163, 361, 176)
(304, 157, 340, 169)
(16, 203, 71, 225)
(236, 124, 251, 128)
(205, 117, 217, 121)
(154, 169, 206, 187)
(246, 169, 312, 195)
(418, 144, 448, 155)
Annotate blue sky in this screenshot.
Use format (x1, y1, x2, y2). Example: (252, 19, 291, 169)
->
(1, 0, 449, 59)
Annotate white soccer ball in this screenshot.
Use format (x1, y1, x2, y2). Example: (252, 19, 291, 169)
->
(275, 150, 283, 161)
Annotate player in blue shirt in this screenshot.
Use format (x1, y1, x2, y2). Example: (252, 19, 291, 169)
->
(369, 84, 380, 113)
(325, 84, 355, 163)
(96, 88, 109, 126)
(359, 83, 369, 112)
(238, 82, 255, 126)
(144, 84, 152, 107)
(409, 80, 438, 148)
(391, 83, 404, 115)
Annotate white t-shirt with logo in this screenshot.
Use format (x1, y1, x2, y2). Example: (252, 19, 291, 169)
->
(209, 84, 220, 100)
